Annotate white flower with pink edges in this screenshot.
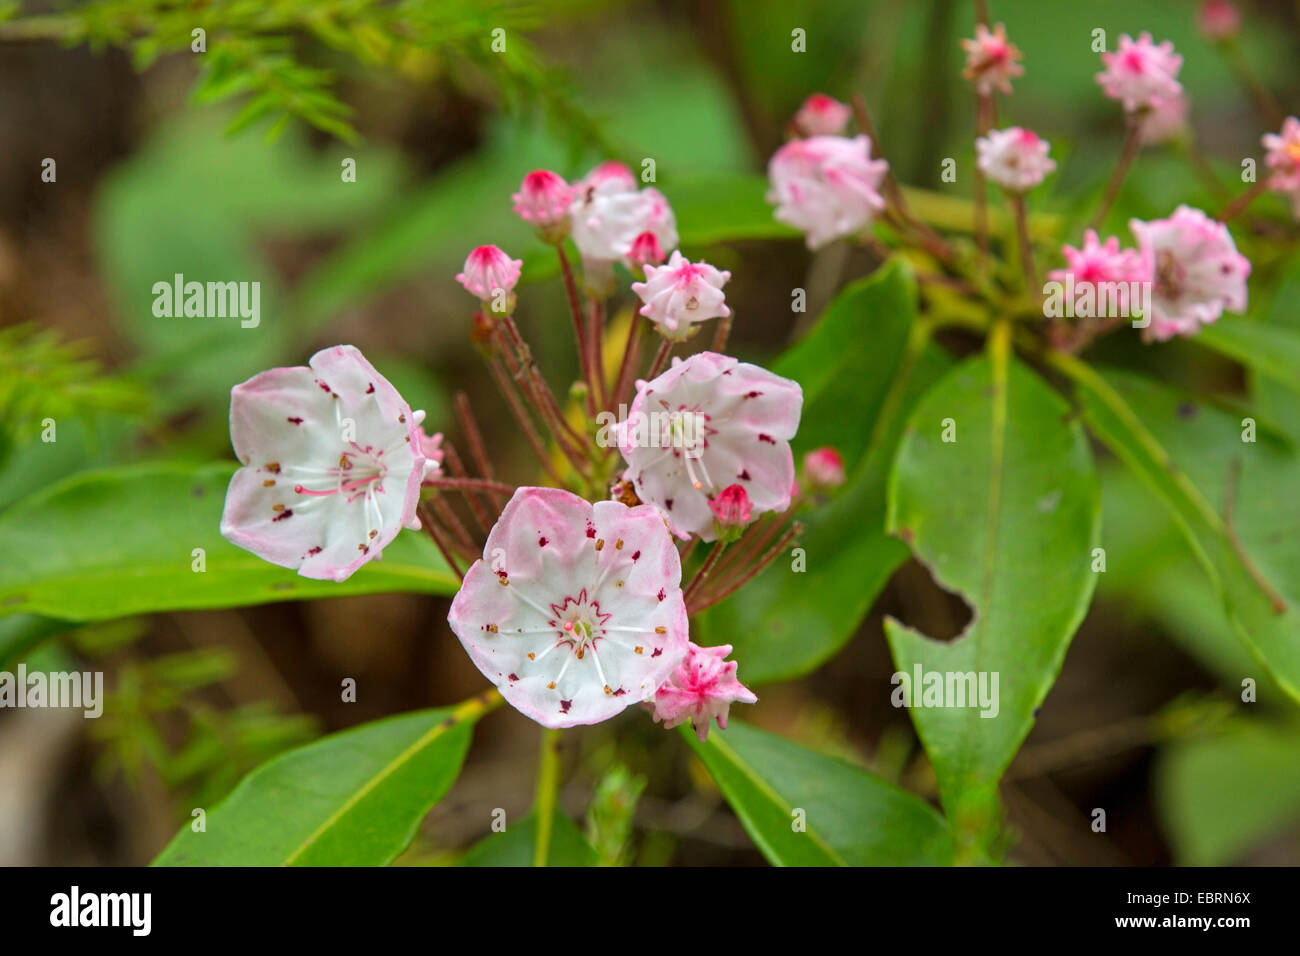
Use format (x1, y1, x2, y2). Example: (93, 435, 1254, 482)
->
(1096, 32, 1183, 113)
(618, 352, 802, 541)
(220, 345, 435, 582)
(1262, 116, 1300, 214)
(1129, 205, 1251, 341)
(447, 487, 689, 728)
(568, 161, 678, 273)
(631, 251, 732, 341)
(650, 641, 757, 742)
(767, 134, 889, 249)
(976, 127, 1056, 192)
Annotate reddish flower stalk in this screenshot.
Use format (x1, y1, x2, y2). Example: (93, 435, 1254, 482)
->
(495, 321, 590, 473)
(610, 312, 645, 414)
(484, 354, 566, 485)
(556, 245, 596, 415)
(1010, 193, 1039, 295)
(587, 297, 609, 409)
(645, 338, 674, 382)
(417, 500, 464, 580)
(425, 475, 519, 496)
(711, 311, 734, 352)
(682, 541, 728, 607)
(1090, 115, 1143, 231)
(1217, 179, 1268, 223)
(455, 392, 499, 486)
(428, 493, 477, 555)
(690, 521, 803, 613)
(440, 441, 493, 535)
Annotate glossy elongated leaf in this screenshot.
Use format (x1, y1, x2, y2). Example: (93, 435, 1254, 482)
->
(1062, 363, 1300, 703)
(698, 261, 954, 683)
(885, 348, 1100, 831)
(1157, 720, 1300, 865)
(0, 463, 458, 622)
(1198, 315, 1300, 399)
(457, 810, 597, 867)
(685, 720, 953, 866)
(154, 696, 494, 866)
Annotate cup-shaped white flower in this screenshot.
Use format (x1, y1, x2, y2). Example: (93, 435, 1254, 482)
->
(568, 161, 679, 275)
(766, 134, 888, 250)
(631, 251, 731, 341)
(448, 487, 689, 728)
(617, 352, 802, 541)
(220, 345, 432, 582)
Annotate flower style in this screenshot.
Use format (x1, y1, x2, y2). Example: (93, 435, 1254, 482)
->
(1048, 229, 1146, 288)
(650, 641, 757, 742)
(617, 352, 803, 541)
(961, 23, 1024, 96)
(455, 245, 523, 301)
(631, 251, 732, 341)
(1262, 116, 1300, 214)
(1137, 94, 1188, 146)
(803, 447, 846, 489)
(975, 127, 1056, 192)
(1129, 205, 1251, 341)
(793, 93, 852, 136)
(1096, 32, 1183, 113)
(511, 170, 575, 241)
(220, 345, 433, 582)
(447, 487, 689, 728)
(568, 161, 678, 274)
(767, 134, 889, 249)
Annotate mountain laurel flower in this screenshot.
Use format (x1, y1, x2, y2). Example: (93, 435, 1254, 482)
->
(569, 162, 678, 278)
(220, 345, 433, 583)
(976, 127, 1056, 192)
(630, 251, 732, 341)
(1096, 32, 1183, 113)
(708, 484, 752, 541)
(617, 352, 802, 541)
(627, 230, 667, 271)
(1262, 116, 1300, 213)
(1129, 205, 1251, 341)
(767, 134, 889, 250)
(650, 641, 757, 742)
(511, 170, 575, 242)
(455, 245, 523, 308)
(793, 93, 852, 136)
(1138, 94, 1189, 146)
(803, 446, 846, 489)
(1198, 0, 1241, 42)
(447, 487, 689, 728)
(1048, 229, 1147, 288)
(960, 23, 1024, 96)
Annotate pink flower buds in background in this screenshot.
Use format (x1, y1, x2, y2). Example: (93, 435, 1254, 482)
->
(455, 245, 523, 304)
(1048, 229, 1146, 289)
(767, 134, 889, 249)
(631, 251, 731, 341)
(803, 447, 846, 489)
(1262, 116, 1300, 215)
(650, 641, 757, 742)
(961, 23, 1024, 96)
(792, 93, 852, 136)
(1096, 32, 1183, 113)
(975, 127, 1056, 192)
(627, 230, 667, 271)
(511, 169, 574, 242)
(1129, 205, 1250, 341)
(1137, 94, 1189, 146)
(1198, 0, 1241, 42)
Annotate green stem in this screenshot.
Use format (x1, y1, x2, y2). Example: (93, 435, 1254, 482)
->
(532, 726, 562, 867)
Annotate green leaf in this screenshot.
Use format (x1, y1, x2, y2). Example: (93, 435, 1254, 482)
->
(457, 810, 597, 867)
(885, 344, 1100, 835)
(1057, 358, 1300, 704)
(672, 175, 799, 247)
(0, 463, 458, 622)
(0, 615, 69, 670)
(1198, 315, 1300, 399)
(685, 720, 953, 866)
(698, 262, 953, 684)
(154, 695, 496, 866)
(1157, 719, 1300, 865)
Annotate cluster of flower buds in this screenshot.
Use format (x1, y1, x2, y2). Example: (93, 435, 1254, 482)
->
(218, 160, 842, 742)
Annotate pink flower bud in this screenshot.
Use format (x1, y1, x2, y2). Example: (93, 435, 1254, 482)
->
(1198, 1, 1241, 42)
(511, 170, 574, 240)
(455, 245, 522, 302)
(627, 230, 666, 270)
(961, 23, 1024, 96)
(1096, 32, 1183, 113)
(1262, 117, 1300, 214)
(650, 641, 757, 742)
(709, 484, 752, 530)
(793, 93, 852, 136)
(631, 250, 731, 341)
(803, 447, 845, 488)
